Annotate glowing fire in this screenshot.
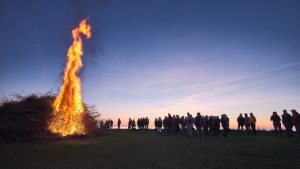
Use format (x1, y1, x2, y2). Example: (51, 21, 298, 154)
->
(48, 19, 91, 136)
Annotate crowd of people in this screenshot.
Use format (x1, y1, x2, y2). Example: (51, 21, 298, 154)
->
(127, 117, 150, 130)
(270, 109, 300, 137)
(100, 109, 300, 139)
(153, 112, 232, 139)
(123, 112, 234, 139)
(99, 119, 113, 129)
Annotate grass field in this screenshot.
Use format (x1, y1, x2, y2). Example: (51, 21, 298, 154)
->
(0, 130, 299, 169)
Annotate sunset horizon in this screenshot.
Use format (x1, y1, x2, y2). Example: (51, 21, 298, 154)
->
(1, 0, 299, 131)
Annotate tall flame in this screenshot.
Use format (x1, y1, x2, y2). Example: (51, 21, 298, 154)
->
(48, 19, 91, 136)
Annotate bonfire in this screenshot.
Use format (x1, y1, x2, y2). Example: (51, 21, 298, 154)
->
(48, 19, 92, 136)
(0, 19, 100, 142)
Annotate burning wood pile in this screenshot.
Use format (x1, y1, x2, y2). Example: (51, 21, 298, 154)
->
(0, 94, 100, 143)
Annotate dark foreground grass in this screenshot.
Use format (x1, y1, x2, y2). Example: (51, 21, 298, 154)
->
(0, 130, 299, 169)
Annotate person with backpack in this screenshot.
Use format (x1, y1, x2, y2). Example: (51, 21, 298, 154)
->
(270, 111, 283, 136)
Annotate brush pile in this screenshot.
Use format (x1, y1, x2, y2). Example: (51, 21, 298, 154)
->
(0, 93, 101, 143)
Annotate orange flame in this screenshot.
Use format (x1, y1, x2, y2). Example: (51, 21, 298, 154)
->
(48, 19, 91, 136)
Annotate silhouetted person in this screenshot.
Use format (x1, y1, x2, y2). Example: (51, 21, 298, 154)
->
(117, 118, 121, 129)
(145, 117, 149, 130)
(270, 111, 283, 136)
(203, 115, 209, 136)
(244, 113, 250, 134)
(237, 114, 245, 133)
(186, 112, 194, 136)
(221, 114, 230, 139)
(213, 116, 220, 136)
(157, 117, 162, 133)
(291, 109, 300, 136)
(194, 112, 203, 140)
(110, 120, 113, 129)
(209, 116, 214, 135)
(249, 113, 256, 135)
(154, 118, 158, 131)
(132, 119, 136, 130)
(128, 118, 132, 130)
(282, 109, 293, 137)
(100, 120, 104, 129)
(180, 116, 186, 132)
(174, 115, 180, 133)
(163, 116, 168, 135)
(167, 114, 173, 134)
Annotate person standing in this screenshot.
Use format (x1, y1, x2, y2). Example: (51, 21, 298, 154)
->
(194, 112, 203, 140)
(128, 118, 132, 130)
(237, 114, 245, 133)
(282, 110, 293, 137)
(132, 119, 136, 130)
(163, 116, 168, 135)
(186, 113, 194, 136)
(291, 109, 300, 136)
(203, 115, 209, 136)
(270, 112, 283, 136)
(221, 114, 230, 139)
(117, 118, 121, 129)
(249, 113, 257, 135)
(244, 113, 250, 134)
(157, 117, 163, 133)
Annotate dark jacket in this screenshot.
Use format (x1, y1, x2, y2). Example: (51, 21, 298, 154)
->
(270, 114, 281, 126)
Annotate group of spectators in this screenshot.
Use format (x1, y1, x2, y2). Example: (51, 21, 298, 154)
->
(127, 118, 136, 130)
(153, 112, 232, 139)
(236, 113, 257, 135)
(99, 119, 113, 129)
(103, 109, 300, 139)
(137, 117, 149, 130)
(127, 117, 150, 130)
(270, 109, 300, 137)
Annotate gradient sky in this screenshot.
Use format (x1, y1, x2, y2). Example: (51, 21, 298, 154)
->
(1, 0, 300, 129)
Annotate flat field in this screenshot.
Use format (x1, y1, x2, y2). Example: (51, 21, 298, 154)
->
(0, 130, 299, 169)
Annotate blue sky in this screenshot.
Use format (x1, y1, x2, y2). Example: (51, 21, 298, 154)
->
(0, 0, 300, 128)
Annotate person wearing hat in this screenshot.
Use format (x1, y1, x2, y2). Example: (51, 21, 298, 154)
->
(291, 109, 300, 136)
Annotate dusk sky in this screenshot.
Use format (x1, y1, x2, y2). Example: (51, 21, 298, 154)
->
(0, 0, 299, 129)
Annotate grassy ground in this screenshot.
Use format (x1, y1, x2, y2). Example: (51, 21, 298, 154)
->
(0, 130, 299, 169)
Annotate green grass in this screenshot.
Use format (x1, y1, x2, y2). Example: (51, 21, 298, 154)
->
(0, 130, 299, 169)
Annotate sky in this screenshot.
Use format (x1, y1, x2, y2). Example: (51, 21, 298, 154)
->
(0, 0, 300, 129)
